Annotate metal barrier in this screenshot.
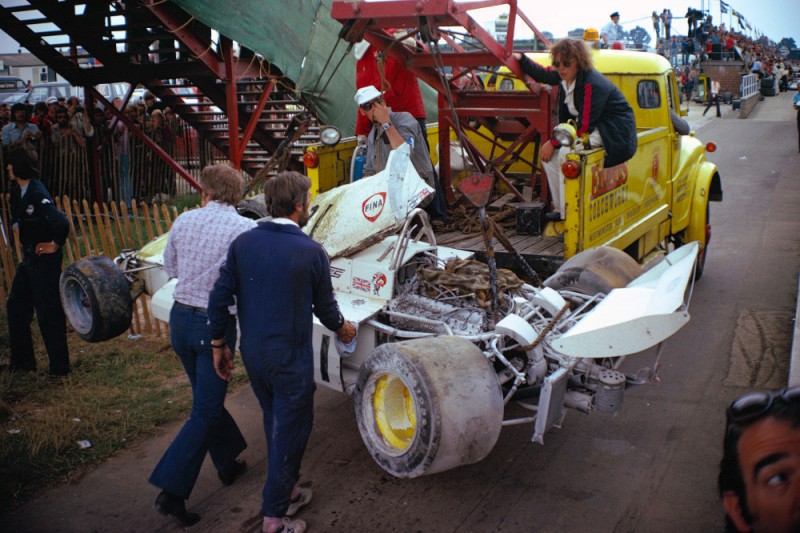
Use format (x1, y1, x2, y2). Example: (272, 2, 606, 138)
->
(740, 74, 760, 99)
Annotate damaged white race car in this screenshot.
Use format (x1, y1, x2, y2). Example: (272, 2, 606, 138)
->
(60, 143, 699, 479)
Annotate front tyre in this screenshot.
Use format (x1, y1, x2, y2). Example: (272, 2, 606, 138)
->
(354, 336, 503, 478)
(544, 246, 642, 295)
(60, 256, 133, 342)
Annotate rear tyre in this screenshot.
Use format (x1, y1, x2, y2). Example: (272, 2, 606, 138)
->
(60, 256, 132, 342)
(544, 246, 642, 296)
(237, 197, 270, 220)
(354, 336, 503, 478)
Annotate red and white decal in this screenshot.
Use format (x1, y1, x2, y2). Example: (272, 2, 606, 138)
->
(362, 192, 386, 222)
(372, 272, 387, 295)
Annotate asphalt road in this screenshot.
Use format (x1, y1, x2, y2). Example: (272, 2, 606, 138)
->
(3, 92, 799, 533)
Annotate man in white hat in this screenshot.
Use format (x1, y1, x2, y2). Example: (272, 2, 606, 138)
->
(354, 85, 446, 219)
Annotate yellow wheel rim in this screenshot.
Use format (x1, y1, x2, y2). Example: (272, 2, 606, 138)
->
(373, 373, 416, 452)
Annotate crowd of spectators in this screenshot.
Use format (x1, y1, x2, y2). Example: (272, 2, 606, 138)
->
(648, 10, 797, 103)
(0, 90, 182, 204)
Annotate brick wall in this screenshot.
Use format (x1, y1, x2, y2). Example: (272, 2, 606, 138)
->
(699, 60, 749, 97)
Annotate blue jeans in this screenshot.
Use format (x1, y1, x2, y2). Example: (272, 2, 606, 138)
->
(148, 304, 246, 499)
(242, 346, 315, 517)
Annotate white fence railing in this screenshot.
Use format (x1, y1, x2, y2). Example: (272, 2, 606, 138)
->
(740, 74, 760, 99)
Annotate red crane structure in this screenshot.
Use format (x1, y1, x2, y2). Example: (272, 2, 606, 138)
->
(331, 0, 556, 202)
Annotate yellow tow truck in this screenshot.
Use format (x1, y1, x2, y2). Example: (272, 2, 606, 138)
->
(304, 47, 721, 279)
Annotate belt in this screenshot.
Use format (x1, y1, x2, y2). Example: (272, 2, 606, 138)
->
(174, 301, 207, 314)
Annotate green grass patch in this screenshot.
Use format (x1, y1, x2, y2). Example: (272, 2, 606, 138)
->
(0, 314, 248, 515)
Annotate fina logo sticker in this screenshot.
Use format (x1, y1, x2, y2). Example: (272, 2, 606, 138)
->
(362, 192, 386, 222)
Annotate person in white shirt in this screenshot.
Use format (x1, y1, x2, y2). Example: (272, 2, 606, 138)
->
(600, 12, 623, 48)
(703, 78, 722, 118)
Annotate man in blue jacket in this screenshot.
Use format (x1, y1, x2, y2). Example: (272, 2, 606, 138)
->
(208, 171, 355, 533)
(5, 147, 71, 375)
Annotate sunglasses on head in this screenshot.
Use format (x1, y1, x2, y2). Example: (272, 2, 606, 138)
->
(359, 100, 379, 111)
(727, 385, 800, 426)
(553, 60, 572, 68)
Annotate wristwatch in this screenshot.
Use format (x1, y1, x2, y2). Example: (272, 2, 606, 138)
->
(381, 122, 392, 132)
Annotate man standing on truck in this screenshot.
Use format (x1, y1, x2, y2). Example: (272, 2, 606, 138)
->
(208, 171, 356, 533)
(355, 84, 447, 221)
(513, 39, 637, 221)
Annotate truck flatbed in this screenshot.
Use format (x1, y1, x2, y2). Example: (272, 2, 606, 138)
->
(435, 227, 565, 276)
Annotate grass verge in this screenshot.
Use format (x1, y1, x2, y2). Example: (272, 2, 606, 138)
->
(0, 314, 248, 515)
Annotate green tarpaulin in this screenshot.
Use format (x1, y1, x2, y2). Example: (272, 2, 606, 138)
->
(172, 0, 437, 137)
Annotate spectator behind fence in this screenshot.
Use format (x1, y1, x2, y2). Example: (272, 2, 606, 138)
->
(651, 11, 660, 40)
(4, 147, 71, 376)
(2, 103, 41, 163)
(31, 102, 53, 139)
(0, 103, 10, 127)
(148, 109, 176, 199)
(50, 106, 87, 149)
(114, 104, 138, 208)
(719, 387, 800, 532)
(69, 104, 95, 140)
(662, 9, 672, 40)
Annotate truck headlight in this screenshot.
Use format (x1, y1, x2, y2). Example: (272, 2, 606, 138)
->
(320, 125, 341, 146)
(553, 122, 577, 148)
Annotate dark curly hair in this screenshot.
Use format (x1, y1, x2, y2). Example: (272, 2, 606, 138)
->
(6, 147, 39, 181)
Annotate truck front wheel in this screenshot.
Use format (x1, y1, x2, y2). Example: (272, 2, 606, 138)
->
(673, 202, 710, 280)
(60, 256, 133, 342)
(354, 336, 503, 478)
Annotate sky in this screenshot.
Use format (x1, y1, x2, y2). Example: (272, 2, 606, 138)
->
(468, 0, 799, 46)
(0, 0, 797, 55)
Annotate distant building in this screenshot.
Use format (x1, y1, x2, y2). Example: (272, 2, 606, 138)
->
(0, 52, 64, 85)
(568, 29, 586, 40)
(494, 13, 509, 42)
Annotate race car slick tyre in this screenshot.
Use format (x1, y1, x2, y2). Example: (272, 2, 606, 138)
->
(354, 336, 503, 478)
(543, 246, 642, 296)
(60, 256, 132, 342)
(236, 197, 270, 220)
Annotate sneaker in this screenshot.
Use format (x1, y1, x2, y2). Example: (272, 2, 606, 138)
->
(268, 516, 306, 533)
(286, 486, 312, 517)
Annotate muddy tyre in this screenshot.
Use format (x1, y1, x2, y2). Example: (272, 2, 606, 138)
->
(354, 336, 503, 478)
(237, 197, 270, 220)
(60, 256, 132, 342)
(544, 246, 641, 296)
